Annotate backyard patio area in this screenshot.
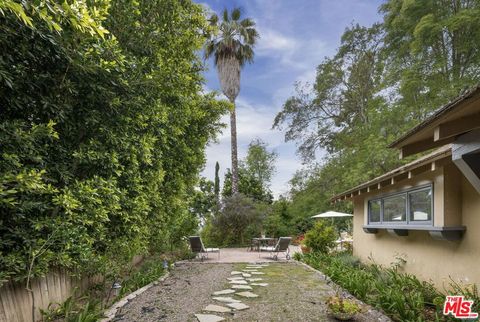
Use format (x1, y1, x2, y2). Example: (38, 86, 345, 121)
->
(108, 252, 390, 322)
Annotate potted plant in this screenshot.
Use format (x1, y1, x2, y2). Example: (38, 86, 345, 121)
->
(326, 295, 361, 321)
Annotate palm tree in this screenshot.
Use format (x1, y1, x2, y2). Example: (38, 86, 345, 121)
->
(205, 7, 259, 194)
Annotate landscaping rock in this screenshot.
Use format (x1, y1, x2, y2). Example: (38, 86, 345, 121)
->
(212, 296, 241, 303)
(212, 289, 236, 295)
(227, 277, 244, 280)
(230, 271, 242, 275)
(235, 291, 258, 298)
(231, 285, 252, 290)
(194, 313, 225, 322)
(226, 302, 250, 311)
(250, 272, 264, 275)
(241, 273, 251, 278)
(203, 304, 231, 313)
(229, 280, 248, 285)
(246, 278, 263, 282)
(250, 283, 268, 286)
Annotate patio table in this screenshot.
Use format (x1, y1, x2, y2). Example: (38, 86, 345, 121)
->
(250, 237, 276, 251)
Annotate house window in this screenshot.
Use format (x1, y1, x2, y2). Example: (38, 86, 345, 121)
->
(384, 194, 406, 222)
(369, 200, 381, 222)
(368, 185, 433, 225)
(409, 188, 432, 222)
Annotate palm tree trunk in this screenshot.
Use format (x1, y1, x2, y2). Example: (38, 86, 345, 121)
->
(230, 100, 239, 194)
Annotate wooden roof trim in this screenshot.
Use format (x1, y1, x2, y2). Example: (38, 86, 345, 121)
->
(389, 85, 480, 149)
(331, 145, 452, 202)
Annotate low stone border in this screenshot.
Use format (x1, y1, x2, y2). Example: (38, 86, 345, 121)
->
(100, 271, 170, 322)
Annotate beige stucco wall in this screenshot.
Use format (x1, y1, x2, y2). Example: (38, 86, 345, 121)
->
(352, 163, 480, 289)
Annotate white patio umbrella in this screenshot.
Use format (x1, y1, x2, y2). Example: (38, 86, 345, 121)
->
(311, 211, 353, 219)
(311, 211, 353, 232)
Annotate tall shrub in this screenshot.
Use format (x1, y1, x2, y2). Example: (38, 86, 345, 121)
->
(304, 221, 337, 253)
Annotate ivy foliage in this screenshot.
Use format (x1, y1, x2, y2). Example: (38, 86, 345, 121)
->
(0, 0, 228, 283)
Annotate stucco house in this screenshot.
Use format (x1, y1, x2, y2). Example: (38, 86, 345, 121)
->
(332, 86, 480, 288)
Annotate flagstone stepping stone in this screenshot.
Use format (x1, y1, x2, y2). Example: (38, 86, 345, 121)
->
(245, 267, 263, 269)
(241, 273, 251, 278)
(229, 280, 248, 285)
(246, 278, 263, 282)
(226, 302, 250, 311)
(212, 289, 236, 295)
(231, 285, 252, 290)
(231, 271, 242, 275)
(195, 313, 225, 322)
(251, 283, 268, 286)
(235, 291, 259, 298)
(212, 296, 241, 303)
(227, 277, 244, 280)
(250, 272, 264, 275)
(204, 304, 231, 313)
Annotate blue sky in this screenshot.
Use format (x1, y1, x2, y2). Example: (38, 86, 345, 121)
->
(198, 0, 383, 197)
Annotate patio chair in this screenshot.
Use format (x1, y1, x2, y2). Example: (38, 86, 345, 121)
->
(188, 236, 220, 261)
(259, 237, 291, 260)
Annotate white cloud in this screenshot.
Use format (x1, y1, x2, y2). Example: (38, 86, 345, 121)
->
(256, 27, 297, 53)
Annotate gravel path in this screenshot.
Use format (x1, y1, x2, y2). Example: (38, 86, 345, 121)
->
(111, 262, 390, 322)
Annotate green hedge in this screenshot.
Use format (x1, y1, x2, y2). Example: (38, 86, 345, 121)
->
(0, 0, 227, 284)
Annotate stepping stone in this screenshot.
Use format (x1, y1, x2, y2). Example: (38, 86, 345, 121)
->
(250, 272, 264, 275)
(242, 273, 251, 278)
(236, 291, 259, 298)
(245, 267, 263, 269)
(213, 289, 236, 295)
(195, 314, 225, 322)
(227, 277, 244, 280)
(251, 283, 268, 287)
(231, 285, 252, 290)
(246, 278, 263, 282)
(226, 302, 250, 311)
(212, 296, 241, 303)
(204, 304, 231, 313)
(231, 271, 242, 275)
(229, 280, 248, 285)
(242, 269, 259, 272)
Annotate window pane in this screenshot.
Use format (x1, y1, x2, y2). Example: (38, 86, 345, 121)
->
(369, 200, 381, 222)
(409, 189, 432, 221)
(383, 194, 406, 221)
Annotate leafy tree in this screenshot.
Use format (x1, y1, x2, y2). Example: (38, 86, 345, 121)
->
(209, 194, 264, 245)
(189, 177, 216, 222)
(273, 1, 480, 244)
(245, 138, 277, 188)
(381, 0, 480, 120)
(204, 7, 259, 194)
(222, 168, 273, 203)
(273, 24, 387, 162)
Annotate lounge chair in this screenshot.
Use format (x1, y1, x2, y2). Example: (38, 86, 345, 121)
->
(259, 237, 291, 260)
(188, 236, 220, 260)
